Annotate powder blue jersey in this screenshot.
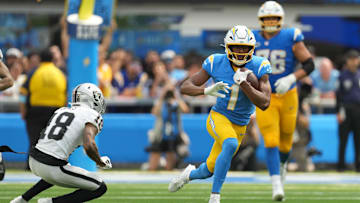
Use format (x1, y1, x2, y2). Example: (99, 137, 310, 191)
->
(252, 28, 304, 93)
(202, 54, 272, 125)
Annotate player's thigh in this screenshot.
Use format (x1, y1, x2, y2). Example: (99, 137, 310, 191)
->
(206, 111, 238, 144)
(206, 141, 222, 173)
(232, 123, 247, 151)
(256, 97, 280, 147)
(53, 165, 103, 190)
(30, 158, 102, 191)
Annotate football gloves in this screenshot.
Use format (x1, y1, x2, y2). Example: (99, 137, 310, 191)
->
(274, 73, 296, 94)
(98, 156, 112, 169)
(204, 81, 230, 98)
(233, 69, 252, 85)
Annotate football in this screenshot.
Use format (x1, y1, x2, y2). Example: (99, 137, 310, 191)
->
(239, 68, 259, 90)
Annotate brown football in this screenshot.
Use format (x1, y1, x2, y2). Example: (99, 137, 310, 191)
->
(239, 67, 259, 90)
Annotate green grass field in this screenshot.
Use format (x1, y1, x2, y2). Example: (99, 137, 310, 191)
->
(1, 183, 360, 203)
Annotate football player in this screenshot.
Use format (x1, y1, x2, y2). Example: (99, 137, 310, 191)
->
(168, 25, 272, 203)
(10, 83, 111, 203)
(252, 1, 314, 201)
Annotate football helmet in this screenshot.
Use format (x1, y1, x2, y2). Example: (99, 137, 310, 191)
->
(258, 1, 284, 33)
(71, 83, 106, 114)
(224, 25, 256, 66)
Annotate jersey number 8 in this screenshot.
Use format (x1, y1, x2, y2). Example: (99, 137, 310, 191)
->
(256, 49, 286, 74)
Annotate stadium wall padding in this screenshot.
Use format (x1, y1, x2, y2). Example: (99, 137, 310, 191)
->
(0, 113, 355, 164)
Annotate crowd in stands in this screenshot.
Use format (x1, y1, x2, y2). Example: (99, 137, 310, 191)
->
(0, 18, 359, 116)
(1, 44, 358, 114)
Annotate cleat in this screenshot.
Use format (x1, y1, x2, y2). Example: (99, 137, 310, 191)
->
(10, 196, 28, 203)
(209, 193, 220, 203)
(168, 164, 195, 192)
(272, 175, 285, 201)
(272, 182, 285, 201)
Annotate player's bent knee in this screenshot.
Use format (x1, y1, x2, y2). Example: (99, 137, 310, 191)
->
(223, 138, 239, 154)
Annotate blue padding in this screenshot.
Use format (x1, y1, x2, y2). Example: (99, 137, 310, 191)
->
(309, 114, 354, 163)
(0, 113, 355, 164)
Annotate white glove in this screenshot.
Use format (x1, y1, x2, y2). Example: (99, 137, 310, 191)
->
(98, 156, 112, 169)
(274, 73, 296, 94)
(0, 49, 3, 61)
(233, 69, 252, 85)
(204, 81, 230, 98)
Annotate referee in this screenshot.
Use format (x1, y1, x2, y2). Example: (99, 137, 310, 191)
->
(336, 50, 360, 172)
(19, 48, 67, 168)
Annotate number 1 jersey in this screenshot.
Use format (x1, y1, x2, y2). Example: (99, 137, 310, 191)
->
(202, 54, 272, 126)
(35, 105, 103, 161)
(252, 28, 304, 93)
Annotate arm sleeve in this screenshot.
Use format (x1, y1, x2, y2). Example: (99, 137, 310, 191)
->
(83, 109, 103, 133)
(257, 58, 272, 78)
(293, 28, 304, 43)
(202, 55, 215, 77)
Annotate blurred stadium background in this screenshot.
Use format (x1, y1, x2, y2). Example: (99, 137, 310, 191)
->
(1, 0, 360, 202)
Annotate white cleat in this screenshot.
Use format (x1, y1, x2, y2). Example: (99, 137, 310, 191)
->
(37, 198, 52, 203)
(272, 175, 285, 201)
(280, 162, 288, 186)
(10, 196, 28, 203)
(168, 164, 195, 192)
(272, 190, 284, 201)
(209, 193, 220, 203)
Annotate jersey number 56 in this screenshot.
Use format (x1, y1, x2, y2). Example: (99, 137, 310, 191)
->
(256, 49, 286, 74)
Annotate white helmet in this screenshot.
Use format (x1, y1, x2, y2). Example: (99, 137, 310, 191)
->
(224, 25, 256, 66)
(258, 1, 284, 33)
(71, 83, 106, 114)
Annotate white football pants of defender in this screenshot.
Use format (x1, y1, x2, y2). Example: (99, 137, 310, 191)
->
(29, 157, 103, 191)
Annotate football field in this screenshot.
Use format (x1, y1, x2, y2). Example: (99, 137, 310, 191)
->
(1, 183, 360, 203)
(1, 171, 360, 203)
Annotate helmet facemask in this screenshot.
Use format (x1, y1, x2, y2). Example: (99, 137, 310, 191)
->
(259, 16, 283, 33)
(225, 44, 255, 66)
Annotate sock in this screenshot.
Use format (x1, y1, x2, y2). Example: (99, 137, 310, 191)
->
(271, 175, 282, 190)
(212, 138, 238, 193)
(266, 147, 280, 176)
(279, 151, 290, 164)
(53, 182, 107, 203)
(22, 179, 53, 201)
(189, 163, 212, 180)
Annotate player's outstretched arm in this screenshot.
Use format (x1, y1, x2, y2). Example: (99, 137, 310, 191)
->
(83, 123, 106, 167)
(180, 69, 210, 96)
(240, 74, 271, 110)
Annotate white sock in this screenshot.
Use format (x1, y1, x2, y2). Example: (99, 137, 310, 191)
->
(210, 193, 220, 199)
